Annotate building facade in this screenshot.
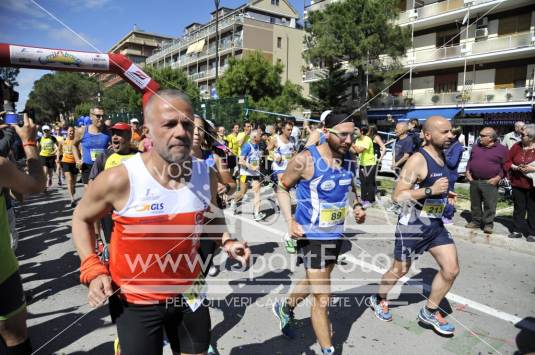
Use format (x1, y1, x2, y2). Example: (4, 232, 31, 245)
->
(95, 27, 173, 88)
(145, 0, 308, 98)
(303, 0, 535, 134)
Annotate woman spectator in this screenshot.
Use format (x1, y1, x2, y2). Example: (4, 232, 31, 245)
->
(368, 124, 386, 165)
(137, 126, 152, 153)
(443, 127, 464, 224)
(505, 124, 535, 242)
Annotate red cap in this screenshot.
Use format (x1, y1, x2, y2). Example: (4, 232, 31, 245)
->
(110, 122, 131, 131)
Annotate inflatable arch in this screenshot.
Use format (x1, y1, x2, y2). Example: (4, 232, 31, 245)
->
(0, 43, 160, 107)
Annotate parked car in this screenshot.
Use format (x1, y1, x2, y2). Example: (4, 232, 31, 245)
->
(378, 140, 471, 180)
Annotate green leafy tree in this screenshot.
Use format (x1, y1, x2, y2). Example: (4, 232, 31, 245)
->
(0, 67, 20, 87)
(26, 72, 99, 122)
(309, 62, 354, 110)
(305, 0, 410, 115)
(217, 51, 304, 123)
(74, 102, 93, 117)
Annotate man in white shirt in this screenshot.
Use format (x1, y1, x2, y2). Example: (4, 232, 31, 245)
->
(503, 121, 525, 149)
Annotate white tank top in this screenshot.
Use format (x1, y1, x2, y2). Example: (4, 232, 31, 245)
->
(110, 154, 211, 304)
(272, 135, 295, 172)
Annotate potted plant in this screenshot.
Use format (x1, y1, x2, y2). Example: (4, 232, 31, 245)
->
(431, 94, 440, 104)
(506, 92, 513, 101)
(404, 97, 414, 106)
(485, 94, 494, 102)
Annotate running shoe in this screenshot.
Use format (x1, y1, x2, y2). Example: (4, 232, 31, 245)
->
(272, 300, 296, 339)
(208, 265, 219, 277)
(368, 295, 392, 322)
(321, 346, 335, 354)
(418, 307, 455, 335)
(253, 211, 266, 221)
(284, 233, 297, 254)
(526, 236, 535, 242)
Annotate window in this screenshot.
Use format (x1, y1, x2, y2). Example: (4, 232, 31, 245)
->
(277, 37, 282, 48)
(434, 73, 458, 93)
(498, 13, 531, 36)
(271, 0, 279, 5)
(436, 28, 460, 48)
(495, 66, 528, 89)
(270, 17, 275, 24)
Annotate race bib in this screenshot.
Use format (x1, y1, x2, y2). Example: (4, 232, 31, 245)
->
(420, 198, 446, 219)
(283, 152, 293, 160)
(183, 275, 207, 312)
(90, 148, 105, 162)
(319, 201, 347, 228)
(249, 157, 259, 167)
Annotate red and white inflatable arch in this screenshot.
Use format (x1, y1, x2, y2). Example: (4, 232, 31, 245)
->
(0, 43, 160, 106)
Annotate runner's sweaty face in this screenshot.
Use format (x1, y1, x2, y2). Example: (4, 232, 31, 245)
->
(327, 121, 354, 156)
(147, 97, 194, 164)
(425, 118, 454, 150)
(67, 127, 75, 140)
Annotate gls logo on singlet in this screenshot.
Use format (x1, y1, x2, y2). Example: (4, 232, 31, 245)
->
(134, 203, 165, 212)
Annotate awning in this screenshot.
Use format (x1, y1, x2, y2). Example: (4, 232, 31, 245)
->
(186, 39, 205, 54)
(402, 108, 461, 121)
(463, 106, 532, 116)
(367, 109, 407, 119)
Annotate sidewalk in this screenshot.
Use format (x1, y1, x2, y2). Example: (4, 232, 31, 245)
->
(364, 196, 535, 257)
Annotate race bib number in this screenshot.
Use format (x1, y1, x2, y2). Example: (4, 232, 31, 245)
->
(183, 275, 207, 312)
(420, 198, 446, 219)
(90, 148, 105, 162)
(319, 201, 347, 228)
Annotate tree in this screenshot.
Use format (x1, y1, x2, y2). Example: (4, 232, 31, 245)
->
(217, 51, 285, 102)
(0, 67, 20, 87)
(305, 0, 410, 116)
(26, 72, 99, 122)
(309, 62, 354, 110)
(216, 51, 304, 123)
(74, 102, 93, 117)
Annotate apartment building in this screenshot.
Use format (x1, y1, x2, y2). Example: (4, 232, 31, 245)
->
(304, 0, 534, 134)
(95, 27, 173, 88)
(145, 0, 308, 98)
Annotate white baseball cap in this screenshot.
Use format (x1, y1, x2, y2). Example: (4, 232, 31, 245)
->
(42, 125, 51, 131)
(130, 118, 139, 124)
(320, 110, 332, 122)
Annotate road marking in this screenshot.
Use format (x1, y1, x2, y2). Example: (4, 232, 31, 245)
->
(226, 211, 526, 327)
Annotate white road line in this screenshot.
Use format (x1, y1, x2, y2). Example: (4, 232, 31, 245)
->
(226, 211, 526, 327)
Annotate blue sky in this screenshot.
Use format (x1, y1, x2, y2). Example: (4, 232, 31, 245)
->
(0, 0, 305, 109)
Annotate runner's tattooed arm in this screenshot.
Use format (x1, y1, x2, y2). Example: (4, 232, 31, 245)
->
(393, 152, 448, 203)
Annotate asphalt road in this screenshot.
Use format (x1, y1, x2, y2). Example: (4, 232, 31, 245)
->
(13, 183, 535, 355)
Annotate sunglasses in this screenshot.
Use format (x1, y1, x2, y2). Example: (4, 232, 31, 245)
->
(92, 114, 104, 119)
(327, 128, 355, 140)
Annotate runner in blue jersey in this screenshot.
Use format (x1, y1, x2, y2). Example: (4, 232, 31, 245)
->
(273, 111, 366, 354)
(73, 107, 110, 188)
(369, 116, 459, 336)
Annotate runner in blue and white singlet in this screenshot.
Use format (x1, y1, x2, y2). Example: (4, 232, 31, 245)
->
(273, 111, 366, 354)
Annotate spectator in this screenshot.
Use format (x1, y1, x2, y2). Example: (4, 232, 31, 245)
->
(0, 114, 45, 355)
(504, 124, 535, 242)
(352, 126, 377, 207)
(129, 118, 142, 145)
(443, 126, 464, 224)
(291, 120, 301, 141)
(465, 127, 508, 234)
(368, 124, 386, 166)
(408, 118, 422, 151)
(225, 123, 240, 177)
(502, 121, 525, 149)
(138, 125, 152, 153)
(392, 122, 414, 174)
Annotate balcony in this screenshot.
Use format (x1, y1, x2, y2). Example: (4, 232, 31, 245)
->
(302, 68, 327, 82)
(397, 0, 502, 26)
(146, 15, 244, 64)
(371, 87, 531, 108)
(169, 38, 242, 69)
(400, 31, 534, 68)
(188, 65, 230, 82)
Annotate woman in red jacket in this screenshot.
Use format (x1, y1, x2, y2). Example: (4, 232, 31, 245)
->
(504, 124, 535, 242)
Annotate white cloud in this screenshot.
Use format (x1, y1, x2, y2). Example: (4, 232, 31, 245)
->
(0, 0, 47, 19)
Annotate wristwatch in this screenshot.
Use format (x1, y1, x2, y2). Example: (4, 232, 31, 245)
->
(424, 187, 433, 197)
